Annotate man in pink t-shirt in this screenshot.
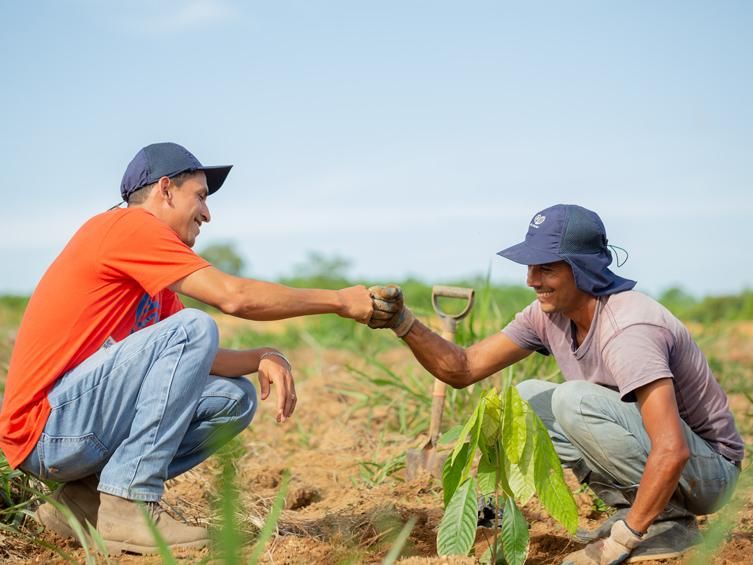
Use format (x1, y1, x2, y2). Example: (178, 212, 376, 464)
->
(368, 204, 742, 564)
(2, 143, 378, 555)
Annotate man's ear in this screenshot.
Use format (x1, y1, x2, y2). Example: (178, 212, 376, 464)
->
(158, 176, 173, 203)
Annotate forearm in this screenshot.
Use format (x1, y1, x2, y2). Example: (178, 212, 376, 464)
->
(402, 321, 473, 388)
(211, 347, 282, 377)
(626, 449, 689, 533)
(224, 279, 345, 321)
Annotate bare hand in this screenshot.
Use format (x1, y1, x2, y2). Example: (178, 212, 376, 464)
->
(337, 285, 373, 324)
(258, 353, 297, 422)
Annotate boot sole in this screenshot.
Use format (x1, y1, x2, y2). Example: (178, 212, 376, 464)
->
(627, 549, 688, 563)
(104, 538, 209, 556)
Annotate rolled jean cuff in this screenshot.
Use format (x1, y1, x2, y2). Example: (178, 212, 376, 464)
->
(97, 482, 162, 502)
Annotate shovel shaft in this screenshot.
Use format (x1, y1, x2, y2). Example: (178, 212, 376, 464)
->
(429, 378, 447, 446)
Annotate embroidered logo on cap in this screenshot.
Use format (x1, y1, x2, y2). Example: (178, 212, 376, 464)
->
(530, 214, 546, 229)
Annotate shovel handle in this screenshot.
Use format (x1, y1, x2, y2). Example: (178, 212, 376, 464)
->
(427, 285, 474, 448)
(429, 378, 447, 446)
(432, 285, 475, 321)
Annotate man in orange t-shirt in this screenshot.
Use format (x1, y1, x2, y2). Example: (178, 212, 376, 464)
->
(0, 142, 380, 555)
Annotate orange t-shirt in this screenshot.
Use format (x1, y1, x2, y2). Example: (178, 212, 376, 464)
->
(0, 207, 210, 468)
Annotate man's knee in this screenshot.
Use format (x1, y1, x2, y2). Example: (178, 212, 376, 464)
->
(200, 376, 257, 433)
(551, 380, 620, 435)
(516, 378, 557, 403)
(231, 377, 257, 430)
(173, 309, 219, 353)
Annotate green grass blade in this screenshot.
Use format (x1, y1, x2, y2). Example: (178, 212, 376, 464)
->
(137, 502, 178, 565)
(687, 464, 752, 565)
(381, 515, 417, 565)
(247, 469, 290, 565)
(85, 521, 111, 564)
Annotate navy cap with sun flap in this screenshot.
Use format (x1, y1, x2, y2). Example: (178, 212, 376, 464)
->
(497, 204, 636, 296)
(120, 142, 232, 202)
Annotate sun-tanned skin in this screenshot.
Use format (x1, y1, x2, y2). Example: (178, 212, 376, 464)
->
(397, 260, 689, 536)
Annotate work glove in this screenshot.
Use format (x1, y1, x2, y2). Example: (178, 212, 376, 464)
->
(367, 285, 416, 337)
(562, 520, 642, 565)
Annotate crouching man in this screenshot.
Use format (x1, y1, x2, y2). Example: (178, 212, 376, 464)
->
(0, 142, 375, 554)
(368, 204, 742, 564)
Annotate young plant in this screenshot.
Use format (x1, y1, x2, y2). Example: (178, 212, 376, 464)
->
(437, 378, 578, 565)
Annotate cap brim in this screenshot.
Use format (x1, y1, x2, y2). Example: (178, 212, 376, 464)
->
(201, 165, 233, 195)
(497, 241, 562, 265)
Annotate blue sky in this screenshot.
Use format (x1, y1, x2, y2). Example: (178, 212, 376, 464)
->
(2, 1, 751, 296)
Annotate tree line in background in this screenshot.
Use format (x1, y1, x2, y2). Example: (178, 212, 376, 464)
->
(1, 243, 751, 324)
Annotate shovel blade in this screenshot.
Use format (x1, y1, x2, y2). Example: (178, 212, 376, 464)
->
(405, 446, 448, 481)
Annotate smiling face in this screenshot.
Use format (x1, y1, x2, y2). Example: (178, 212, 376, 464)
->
(526, 261, 593, 316)
(162, 171, 211, 248)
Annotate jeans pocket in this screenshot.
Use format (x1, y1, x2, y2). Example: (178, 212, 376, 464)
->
(39, 433, 109, 482)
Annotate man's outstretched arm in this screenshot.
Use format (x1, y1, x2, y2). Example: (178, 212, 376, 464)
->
(369, 285, 531, 388)
(171, 265, 372, 322)
(401, 321, 532, 388)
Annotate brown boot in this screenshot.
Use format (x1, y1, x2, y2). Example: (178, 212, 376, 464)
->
(97, 493, 209, 555)
(35, 475, 100, 541)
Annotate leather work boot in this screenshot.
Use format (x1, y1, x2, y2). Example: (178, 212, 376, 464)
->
(35, 475, 101, 541)
(97, 492, 209, 555)
(575, 504, 696, 543)
(627, 517, 701, 562)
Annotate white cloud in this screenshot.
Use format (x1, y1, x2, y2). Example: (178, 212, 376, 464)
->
(121, 0, 237, 35)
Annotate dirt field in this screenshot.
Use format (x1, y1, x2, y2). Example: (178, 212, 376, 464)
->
(1, 317, 751, 564)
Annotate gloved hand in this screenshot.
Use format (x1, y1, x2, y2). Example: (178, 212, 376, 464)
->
(562, 520, 642, 565)
(367, 285, 416, 337)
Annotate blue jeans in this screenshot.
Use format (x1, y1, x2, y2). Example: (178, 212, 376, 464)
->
(20, 309, 257, 501)
(517, 379, 740, 515)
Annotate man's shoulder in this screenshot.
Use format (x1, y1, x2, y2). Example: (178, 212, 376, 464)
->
(78, 207, 153, 233)
(84, 207, 175, 244)
(599, 290, 680, 336)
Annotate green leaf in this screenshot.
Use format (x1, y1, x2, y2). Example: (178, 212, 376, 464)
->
(477, 452, 498, 497)
(480, 389, 502, 446)
(438, 424, 463, 445)
(463, 399, 486, 477)
(505, 454, 535, 505)
(451, 403, 480, 464)
(501, 497, 529, 565)
(479, 537, 506, 565)
(530, 414, 579, 534)
(502, 383, 527, 464)
(442, 442, 470, 507)
(493, 445, 514, 498)
(503, 435, 535, 505)
(437, 477, 479, 557)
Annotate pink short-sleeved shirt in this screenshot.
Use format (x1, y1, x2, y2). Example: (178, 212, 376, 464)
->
(503, 290, 744, 462)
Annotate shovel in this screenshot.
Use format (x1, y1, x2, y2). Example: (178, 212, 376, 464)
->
(405, 285, 475, 480)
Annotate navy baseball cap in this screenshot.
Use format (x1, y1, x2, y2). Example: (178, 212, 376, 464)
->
(497, 204, 636, 296)
(120, 142, 232, 202)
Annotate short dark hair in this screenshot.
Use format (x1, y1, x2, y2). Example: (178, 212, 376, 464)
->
(126, 170, 198, 205)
